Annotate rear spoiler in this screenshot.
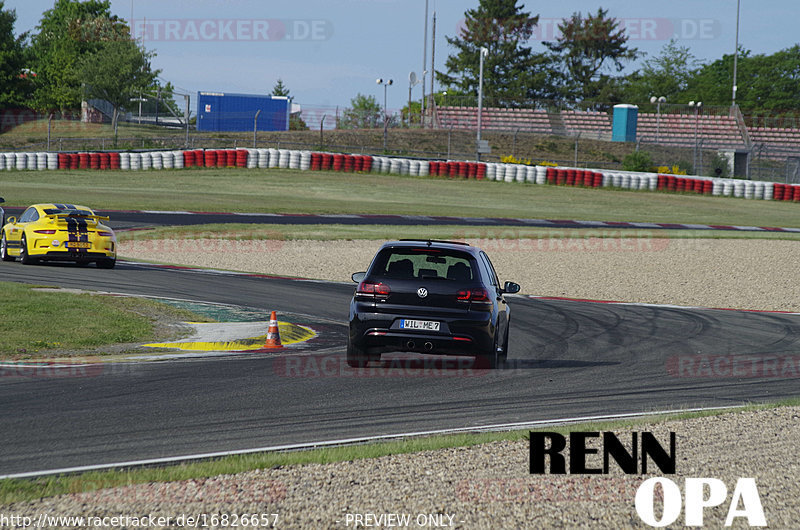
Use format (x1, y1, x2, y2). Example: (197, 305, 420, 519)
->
(48, 213, 110, 222)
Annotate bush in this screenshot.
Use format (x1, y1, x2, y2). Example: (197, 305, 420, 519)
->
(621, 150, 653, 172)
(500, 154, 532, 165)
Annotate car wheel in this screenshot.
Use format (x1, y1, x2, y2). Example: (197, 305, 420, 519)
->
(346, 340, 370, 368)
(499, 326, 509, 367)
(96, 258, 116, 269)
(19, 235, 37, 265)
(0, 233, 14, 262)
(485, 330, 505, 370)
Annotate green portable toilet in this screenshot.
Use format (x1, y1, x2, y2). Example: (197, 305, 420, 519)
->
(612, 104, 638, 142)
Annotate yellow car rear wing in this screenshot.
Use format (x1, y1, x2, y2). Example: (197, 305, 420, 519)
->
(48, 213, 111, 222)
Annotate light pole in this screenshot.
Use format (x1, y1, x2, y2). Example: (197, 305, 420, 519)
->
(477, 46, 488, 160)
(408, 72, 423, 127)
(650, 96, 666, 143)
(689, 101, 702, 173)
(377, 78, 393, 151)
(421, 0, 429, 126)
(732, 0, 741, 106)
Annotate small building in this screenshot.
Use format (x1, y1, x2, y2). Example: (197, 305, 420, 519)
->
(196, 92, 291, 132)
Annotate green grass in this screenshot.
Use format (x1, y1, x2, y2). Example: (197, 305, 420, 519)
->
(116, 223, 800, 243)
(0, 282, 213, 358)
(2, 398, 798, 504)
(2, 169, 800, 228)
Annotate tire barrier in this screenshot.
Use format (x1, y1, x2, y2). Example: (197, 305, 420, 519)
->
(203, 150, 216, 168)
(130, 152, 142, 170)
(2, 147, 796, 205)
(257, 148, 270, 169)
(162, 151, 174, 170)
(151, 151, 163, 170)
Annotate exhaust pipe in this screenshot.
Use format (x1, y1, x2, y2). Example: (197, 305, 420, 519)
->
(424, 342, 434, 351)
(406, 340, 416, 350)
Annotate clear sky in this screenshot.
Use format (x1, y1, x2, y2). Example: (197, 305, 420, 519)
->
(10, 0, 799, 119)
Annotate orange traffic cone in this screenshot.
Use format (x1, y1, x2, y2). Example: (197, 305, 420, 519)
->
(264, 310, 283, 348)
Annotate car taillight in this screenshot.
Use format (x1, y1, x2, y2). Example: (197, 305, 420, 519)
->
(457, 288, 490, 302)
(97, 231, 114, 237)
(33, 230, 56, 234)
(357, 281, 391, 299)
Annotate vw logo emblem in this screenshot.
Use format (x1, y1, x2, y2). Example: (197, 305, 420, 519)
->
(417, 287, 428, 298)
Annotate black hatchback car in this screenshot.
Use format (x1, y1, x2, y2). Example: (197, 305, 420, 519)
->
(348, 240, 520, 368)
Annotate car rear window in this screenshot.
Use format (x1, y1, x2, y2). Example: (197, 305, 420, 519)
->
(371, 248, 476, 281)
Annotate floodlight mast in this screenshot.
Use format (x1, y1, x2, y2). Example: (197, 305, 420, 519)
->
(377, 78, 394, 151)
(732, 0, 741, 106)
(689, 101, 703, 172)
(477, 47, 489, 160)
(650, 96, 666, 143)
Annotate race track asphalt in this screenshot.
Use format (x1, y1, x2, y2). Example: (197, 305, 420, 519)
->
(1, 260, 800, 475)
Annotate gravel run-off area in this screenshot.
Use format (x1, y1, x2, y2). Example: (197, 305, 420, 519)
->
(121, 237, 800, 312)
(3, 237, 798, 528)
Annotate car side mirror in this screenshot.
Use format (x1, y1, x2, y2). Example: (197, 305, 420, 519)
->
(351, 272, 366, 283)
(6, 216, 16, 225)
(502, 281, 521, 294)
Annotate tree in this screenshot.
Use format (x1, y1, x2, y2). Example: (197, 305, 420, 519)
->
(338, 93, 383, 129)
(437, 0, 552, 106)
(684, 45, 800, 112)
(77, 36, 158, 135)
(269, 78, 307, 130)
(271, 79, 290, 97)
(630, 40, 700, 103)
(28, 0, 115, 113)
(544, 8, 639, 103)
(0, 1, 31, 109)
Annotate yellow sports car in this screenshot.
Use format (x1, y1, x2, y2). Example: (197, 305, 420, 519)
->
(1, 203, 116, 268)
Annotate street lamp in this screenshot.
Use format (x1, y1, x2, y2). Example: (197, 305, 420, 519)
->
(377, 78, 393, 151)
(477, 46, 488, 160)
(689, 101, 703, 173)
(408, 72, 424, 128)
(650, 96, 666, 143)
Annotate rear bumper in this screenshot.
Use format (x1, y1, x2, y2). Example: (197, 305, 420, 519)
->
(32, 250, 115, 261)
(350, 305, 495, 356)
(28, 238, 115, 261)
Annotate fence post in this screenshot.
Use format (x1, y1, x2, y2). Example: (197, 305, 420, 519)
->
(253, 109, 261, 148)
(47, 113, 53, 151)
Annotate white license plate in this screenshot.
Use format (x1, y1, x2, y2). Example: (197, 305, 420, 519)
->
(400, 319, 440, 331)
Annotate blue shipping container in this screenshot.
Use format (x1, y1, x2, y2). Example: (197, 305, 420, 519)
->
(197, 92, 290, 132)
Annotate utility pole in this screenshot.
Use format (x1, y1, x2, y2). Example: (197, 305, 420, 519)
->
(430, 10, 436, 117)
(421, 0, 428, 128)
(732, 0, 741, 106)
